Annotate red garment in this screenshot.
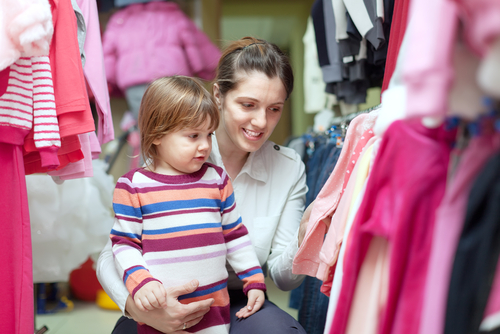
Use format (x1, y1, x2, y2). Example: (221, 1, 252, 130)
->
(0, 67, 9, 96)
(330, 120, 454, 334)
(0, 143, 33, 334)
(23, 135, 84, 175)
(381, 0, 411, 93)
(23, 0, 95, 173)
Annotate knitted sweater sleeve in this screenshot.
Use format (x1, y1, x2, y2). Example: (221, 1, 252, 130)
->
(110, 175, 161, 298)
(31, 56, 60, 168)
(219, 172, 266, 295)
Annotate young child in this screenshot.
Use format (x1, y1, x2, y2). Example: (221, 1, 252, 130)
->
(109, 76, 266, 334)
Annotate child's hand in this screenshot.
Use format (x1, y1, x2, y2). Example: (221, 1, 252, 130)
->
(235, 289, 265, 318)
(134, 281, 167, 312)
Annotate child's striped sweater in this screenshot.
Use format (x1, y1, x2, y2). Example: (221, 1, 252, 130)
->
(0, 56, 60, 168)
(110, 163, 266, 334)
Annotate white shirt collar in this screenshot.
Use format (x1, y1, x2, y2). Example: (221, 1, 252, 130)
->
(209, 134, 268, 183)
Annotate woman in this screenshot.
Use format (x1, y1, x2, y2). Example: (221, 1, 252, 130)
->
(97, 37, 311, 334)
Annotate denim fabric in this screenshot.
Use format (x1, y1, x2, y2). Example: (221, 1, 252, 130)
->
(290, 141, 339, 326)
(298, 276, 330, 334)
(315, 143, 341, 197)
(306, 138, 328, 206)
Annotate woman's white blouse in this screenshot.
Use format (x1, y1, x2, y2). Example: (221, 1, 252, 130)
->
(96, 137, 307, 313)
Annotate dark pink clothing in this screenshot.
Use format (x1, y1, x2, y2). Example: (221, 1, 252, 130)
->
(330, 120, 454, 334)
(419, 133, 500, 334)
(0, 142, 33, 334)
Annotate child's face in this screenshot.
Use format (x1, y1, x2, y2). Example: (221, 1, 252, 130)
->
(152, 118, 214, 175)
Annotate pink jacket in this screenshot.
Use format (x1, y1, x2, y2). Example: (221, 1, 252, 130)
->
(102, 1, 221, 91)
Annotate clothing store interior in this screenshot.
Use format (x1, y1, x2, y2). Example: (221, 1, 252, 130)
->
(3, 0, 500, 333)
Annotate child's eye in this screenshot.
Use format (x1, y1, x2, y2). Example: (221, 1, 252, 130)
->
(208, 132, 214, 137)
(189, 134, 198, 139)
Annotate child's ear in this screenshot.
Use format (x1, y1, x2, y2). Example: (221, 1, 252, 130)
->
(152, 137, 161, 146)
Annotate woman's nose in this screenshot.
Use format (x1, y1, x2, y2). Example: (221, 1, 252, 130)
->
(251, 108, 267, 129)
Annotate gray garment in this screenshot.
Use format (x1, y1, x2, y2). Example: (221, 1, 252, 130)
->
(322, 0, 343, 83)
(344, 0, 385, 50)
(115, 0, 165, 7)
(125, 83, 149, 121)
(287, 137, 306, 161)
(71, 0, 86, 68)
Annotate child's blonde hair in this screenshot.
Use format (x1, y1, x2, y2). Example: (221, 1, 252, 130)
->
(138, 76, 219, 169)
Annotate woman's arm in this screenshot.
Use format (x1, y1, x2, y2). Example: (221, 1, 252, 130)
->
(267, 158, 308, 291)
(125, 282, 214, 333)
(96, 239, 129, 313)
(96, 240, 213, 332)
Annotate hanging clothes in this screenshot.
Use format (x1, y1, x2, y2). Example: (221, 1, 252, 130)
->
(0, 143, 33, 334)
(445, 149, 500, 334)
(24, 0, 96, 175)
(331, 119, 455, 334)
(293, 110, 378, 278)
(420, 132, 500, 334)
(380, 0, 410, 93)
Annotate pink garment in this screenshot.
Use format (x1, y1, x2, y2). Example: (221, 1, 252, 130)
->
(102, 1, 221, 92)
(0, 142, 33, 334)
(454, 0, 500, 57)
(403, 0, 458, 120)
(418, 133, 500, 334)
(76, 0, 114, 146)
(0, 0, 53, 71)
(345, 236, 390, 334)
(0, 57, 61, 168)
(293, 112, 378, 277)
(89, 131, 101, 159)
(316, 134, 377, 283)
(47, 132, 93, 179)
(341, 129, 375, 197)
(0, 67, 9, 95)
(331, 120, 454, 334)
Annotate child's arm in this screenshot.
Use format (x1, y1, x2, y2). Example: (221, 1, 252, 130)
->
(133, 281, 167, 312)
(110, 175, 162, 310)
(218, 172, 267, 316)
(235, 289, 265, 318)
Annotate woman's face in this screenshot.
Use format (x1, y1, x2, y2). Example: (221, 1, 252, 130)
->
(214, 71, 287, 155)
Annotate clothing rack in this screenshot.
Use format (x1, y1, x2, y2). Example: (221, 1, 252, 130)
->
(329, 103, 382, 126)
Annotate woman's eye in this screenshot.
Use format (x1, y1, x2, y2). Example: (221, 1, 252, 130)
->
(242, 103, 253, 108)
(270, 107, 281, 112)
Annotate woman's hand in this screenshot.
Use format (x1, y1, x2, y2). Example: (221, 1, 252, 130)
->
(298, 201, 314, 247)
(126, 279, 214, 333)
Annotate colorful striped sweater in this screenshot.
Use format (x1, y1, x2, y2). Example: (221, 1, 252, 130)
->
(110, 163, 266, 334)
(0, 56, 60, 168)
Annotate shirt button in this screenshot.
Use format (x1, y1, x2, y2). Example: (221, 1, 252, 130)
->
(274, 145, 280, 151)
